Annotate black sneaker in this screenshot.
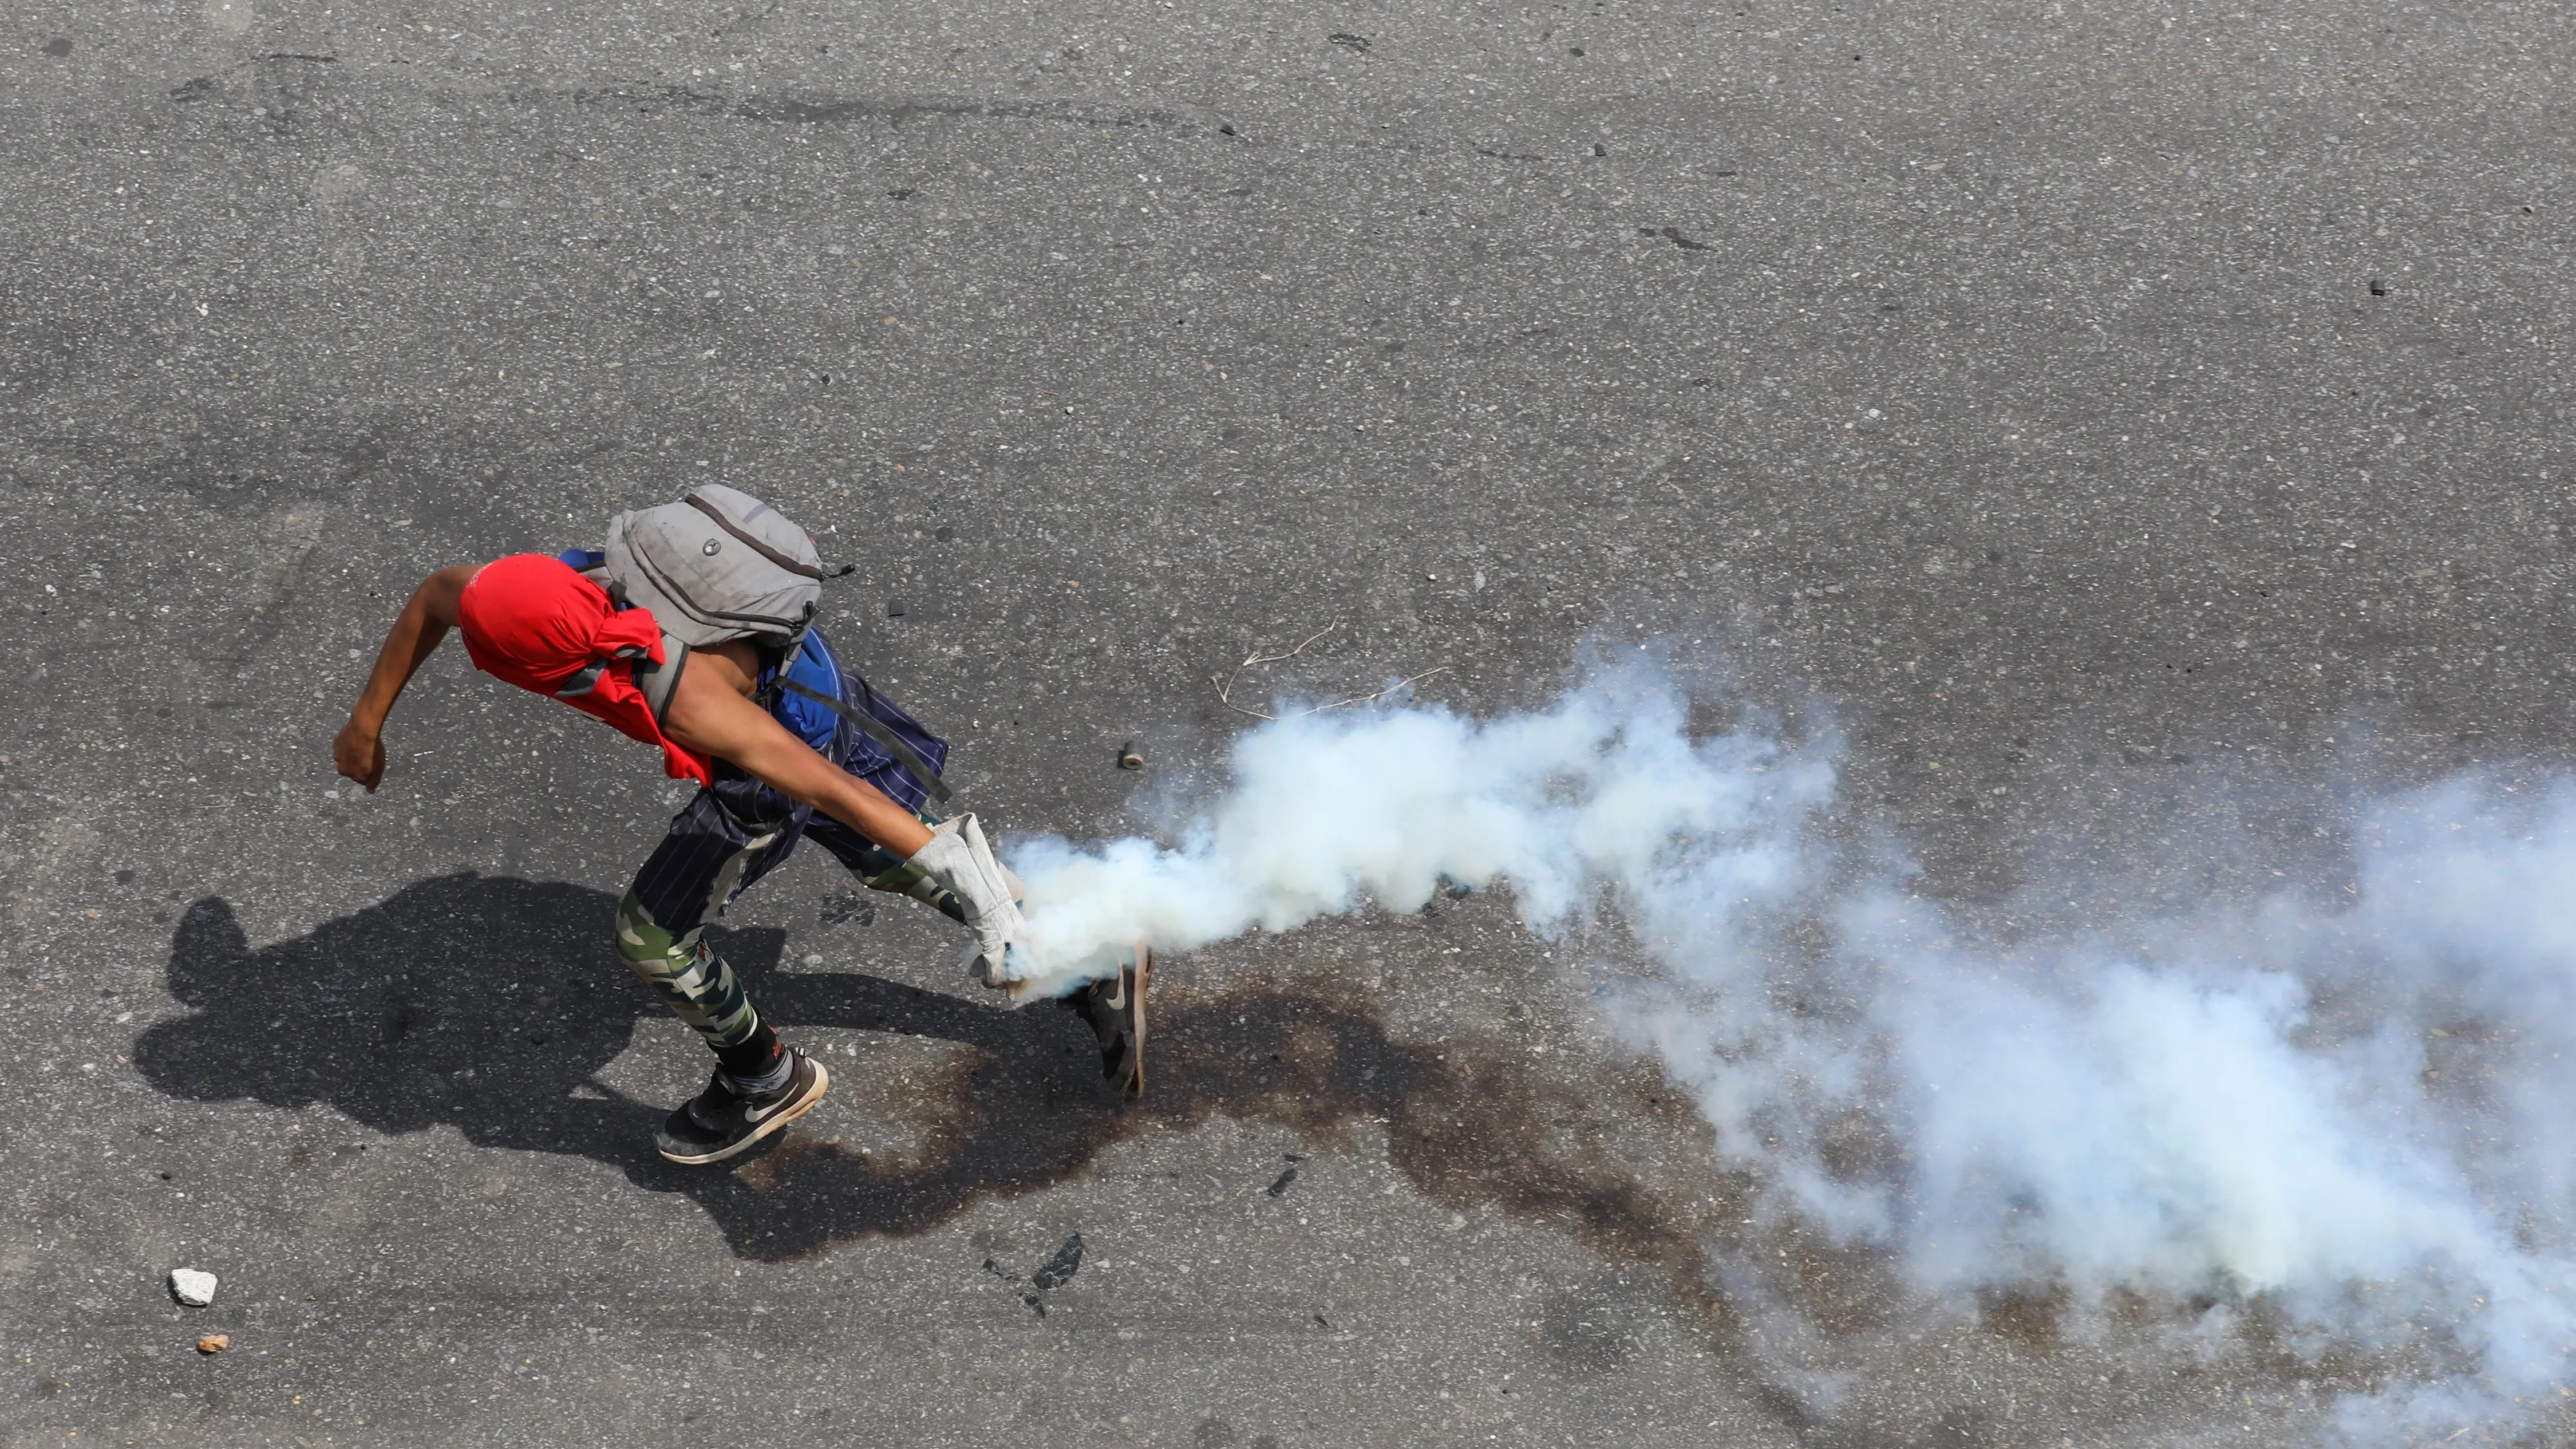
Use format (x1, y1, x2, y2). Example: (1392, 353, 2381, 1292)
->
(654, 1050, 831, 1166)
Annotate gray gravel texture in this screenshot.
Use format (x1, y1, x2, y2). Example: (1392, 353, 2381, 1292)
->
(3, 0, 2572, 1445)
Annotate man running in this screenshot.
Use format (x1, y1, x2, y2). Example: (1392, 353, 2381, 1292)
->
(333, 485, 1029, 1164)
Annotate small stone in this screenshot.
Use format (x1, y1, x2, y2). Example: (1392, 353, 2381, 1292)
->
(196, 1334, 229, 1354)
(170, 1268, 218, 1306)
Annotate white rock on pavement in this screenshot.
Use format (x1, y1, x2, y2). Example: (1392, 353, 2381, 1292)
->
(169, 1269, 218, 1306)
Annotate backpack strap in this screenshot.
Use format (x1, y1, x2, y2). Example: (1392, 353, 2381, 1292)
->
(631, 633, 690, 725)
(775, 677, 953, 807)
(749, 605, 818, 713)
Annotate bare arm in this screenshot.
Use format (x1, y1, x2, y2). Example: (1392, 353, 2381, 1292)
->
(334, 564, 477, 792)
(660, 649, 937, 857)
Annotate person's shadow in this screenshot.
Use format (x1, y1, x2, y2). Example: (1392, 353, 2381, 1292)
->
(136, 872, 1732, 1290)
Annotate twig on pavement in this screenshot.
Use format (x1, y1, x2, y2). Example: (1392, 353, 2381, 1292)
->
(1214, 623, 1343, 720)
(1297, 668, 1451, 716)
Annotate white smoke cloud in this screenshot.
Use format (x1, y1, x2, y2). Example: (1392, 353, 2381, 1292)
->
(1001, 659, 2576, 1442)
(1002, 660, 1833, 998)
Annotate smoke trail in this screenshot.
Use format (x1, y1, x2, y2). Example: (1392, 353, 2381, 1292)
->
(1002, 661, 1835, 999)
(1001, 659, 2576, 1440)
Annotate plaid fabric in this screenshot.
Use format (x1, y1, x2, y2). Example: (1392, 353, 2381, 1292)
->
(626, 784, 954, 935)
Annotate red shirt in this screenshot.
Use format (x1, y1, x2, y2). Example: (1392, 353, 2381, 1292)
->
(453, 554, 714, 786)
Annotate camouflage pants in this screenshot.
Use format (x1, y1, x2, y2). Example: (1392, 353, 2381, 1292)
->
(617, 777, 957, 1064)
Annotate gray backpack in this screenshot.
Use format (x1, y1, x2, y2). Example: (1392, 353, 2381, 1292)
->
(604, 483, 833, 649)
(598, 484, 951, 804)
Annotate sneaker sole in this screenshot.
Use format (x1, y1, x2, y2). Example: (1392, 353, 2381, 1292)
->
(1120, 949, 1150, 1099)
(656, 1059, 831, 1166)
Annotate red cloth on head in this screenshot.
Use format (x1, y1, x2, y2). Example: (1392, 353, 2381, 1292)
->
(455, 554, 714, 787)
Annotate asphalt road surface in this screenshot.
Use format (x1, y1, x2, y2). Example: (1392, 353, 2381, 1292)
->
(5, 2, 2571, 1446)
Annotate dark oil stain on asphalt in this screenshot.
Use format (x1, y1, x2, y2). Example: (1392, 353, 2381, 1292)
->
(982, 1235, 1085, 1316)
(133, 873, 1839, 1388)
(818, 891, 875, 927)
(1029, 1233, 1084, 1292)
